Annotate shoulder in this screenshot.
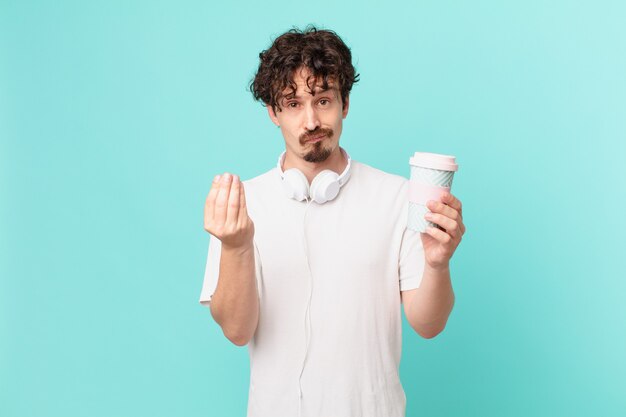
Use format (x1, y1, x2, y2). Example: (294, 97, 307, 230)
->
(242, 167, 279, 190)
(351, 160, 408, 192)
(346, 160, 409, 228)
(240, 167, 283, 209)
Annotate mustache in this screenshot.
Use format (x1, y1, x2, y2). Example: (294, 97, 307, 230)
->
(300, 128, 333, 144)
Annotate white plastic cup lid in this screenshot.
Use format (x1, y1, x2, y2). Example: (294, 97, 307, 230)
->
(409, 152, 459, 172)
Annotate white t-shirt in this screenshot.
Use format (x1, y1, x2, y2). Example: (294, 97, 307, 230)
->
(199, 158, 426, 417)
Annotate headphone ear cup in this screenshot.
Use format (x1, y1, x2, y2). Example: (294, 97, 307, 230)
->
(310, 170, 340, 204)
(282, 168, 310, 201)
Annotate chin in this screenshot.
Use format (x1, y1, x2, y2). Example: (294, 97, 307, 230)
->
(303, 143, 333, 163)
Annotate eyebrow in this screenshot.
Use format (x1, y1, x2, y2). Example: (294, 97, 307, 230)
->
(284, 87, 338, 100)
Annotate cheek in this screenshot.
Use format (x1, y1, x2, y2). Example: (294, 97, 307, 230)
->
(283, 126, 299, 141)
(333, 117, 343, 133)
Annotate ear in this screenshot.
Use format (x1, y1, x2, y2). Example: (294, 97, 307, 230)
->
(267, 105, 280, 126)
(342, 95, 350, 119)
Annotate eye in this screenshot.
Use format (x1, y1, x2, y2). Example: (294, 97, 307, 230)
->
(287, 102, 299, 108)
(319, 99, 330, 106)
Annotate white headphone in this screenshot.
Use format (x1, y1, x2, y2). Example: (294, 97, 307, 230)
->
(277, 147, 352, 204)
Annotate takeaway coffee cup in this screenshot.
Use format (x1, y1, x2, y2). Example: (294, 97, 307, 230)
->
(408, 152, 459, 233)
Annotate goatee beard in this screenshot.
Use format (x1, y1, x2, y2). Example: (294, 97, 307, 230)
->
(303, 141, 332, 163)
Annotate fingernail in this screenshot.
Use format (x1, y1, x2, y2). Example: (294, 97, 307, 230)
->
(222, 173, 231, 182)
(214, 175, 221, 182)
(233, 175, 239, 183)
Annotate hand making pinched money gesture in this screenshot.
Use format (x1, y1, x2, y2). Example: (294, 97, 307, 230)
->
(204, 173, 255, 250)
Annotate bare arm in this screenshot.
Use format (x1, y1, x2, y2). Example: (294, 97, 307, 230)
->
(402, 264, 454, 339)
(204, 173, 259, 346)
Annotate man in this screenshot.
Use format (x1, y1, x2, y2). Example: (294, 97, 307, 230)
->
(200, 26, 465, 417)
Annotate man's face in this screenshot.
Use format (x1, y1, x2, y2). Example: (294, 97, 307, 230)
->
(267, 67, 350, 164)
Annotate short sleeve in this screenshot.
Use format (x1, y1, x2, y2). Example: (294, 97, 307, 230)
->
(398, 227, 426, 291)
(198, 236, 262, 307)
(199, 235, 222, 307)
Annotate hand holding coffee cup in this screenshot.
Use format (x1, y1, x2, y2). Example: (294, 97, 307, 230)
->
(204, 173, 255, 250)
(408, 152, 459, 233)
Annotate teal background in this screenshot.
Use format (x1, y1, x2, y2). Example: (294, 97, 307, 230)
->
(2, 1, 625, 416)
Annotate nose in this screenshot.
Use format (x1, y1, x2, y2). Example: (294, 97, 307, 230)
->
(303, 104, 321, 131)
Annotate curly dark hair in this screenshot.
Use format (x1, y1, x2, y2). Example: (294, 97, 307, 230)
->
(249, 25, 360, 113)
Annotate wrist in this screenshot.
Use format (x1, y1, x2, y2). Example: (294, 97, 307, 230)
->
(222, 241, 254, 256)
(425, 262, 450, 274)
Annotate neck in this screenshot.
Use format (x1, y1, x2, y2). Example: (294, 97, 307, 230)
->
(282, 146, 347, 185)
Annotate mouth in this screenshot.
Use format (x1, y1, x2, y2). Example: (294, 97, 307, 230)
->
(306, 134, 326, 143)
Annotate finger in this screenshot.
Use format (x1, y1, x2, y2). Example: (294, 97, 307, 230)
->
(426, 199, 460, 221)
(237, 181, 249, 227)
(205, 174, 222, 223)
(442, 192, 462, 216)
(225, 175, 241, 225)
(424, 225, 452, 245)
(424, 212, 460, 238)
(214, 173, 232, 225)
